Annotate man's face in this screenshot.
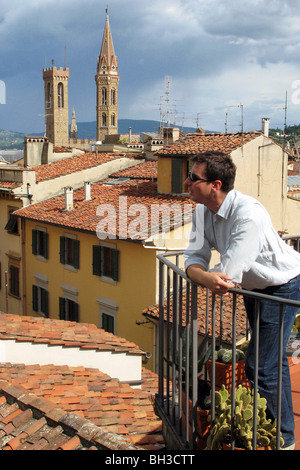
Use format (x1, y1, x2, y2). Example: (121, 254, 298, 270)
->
(184, 162, 213, 205)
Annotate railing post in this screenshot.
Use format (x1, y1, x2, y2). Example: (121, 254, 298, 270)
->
(158, 260, 165, 405)
(191, 282, 198, 449)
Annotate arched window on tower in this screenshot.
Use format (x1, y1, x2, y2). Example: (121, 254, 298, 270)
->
(111, 114, 115, 126)
(111, 89, 116, 105)
(102, 113, 107, 126)
(58, 82, 64, 108)
(102, 88, 107, 105)
(46, 82, 52, 109)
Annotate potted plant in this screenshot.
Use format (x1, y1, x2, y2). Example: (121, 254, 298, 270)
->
(205, 384, 284, 450)
(207, 343, 250, 389)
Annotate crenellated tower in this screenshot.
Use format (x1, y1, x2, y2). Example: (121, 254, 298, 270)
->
(43, 65, 69, 147)
(95, 13, 119, 142)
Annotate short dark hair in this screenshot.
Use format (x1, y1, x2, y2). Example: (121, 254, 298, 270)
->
(190, 151, 236, 193)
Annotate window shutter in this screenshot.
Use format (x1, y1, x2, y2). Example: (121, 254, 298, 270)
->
(32, 230, 37, 255)
(112, 249, 119, 282)
(43, 232, 49, 259)
(92, 245, 102, 276)
(73, 240, 80, 269)
(73, 302, 79, 322)
(171, 158, 183, 194)
(41, 289, 49, 317)
(59, 297, 65, 320)
(32, 285, 38, 312)
(60, 237, 65, 264)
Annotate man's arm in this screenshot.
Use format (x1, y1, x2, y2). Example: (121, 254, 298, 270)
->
(186, 264, 235, 295)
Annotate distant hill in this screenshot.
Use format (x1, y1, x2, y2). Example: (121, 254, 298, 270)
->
(75, 119, 197, 139)
(0, 129, 25, 150)
(0, 119, 197, 149)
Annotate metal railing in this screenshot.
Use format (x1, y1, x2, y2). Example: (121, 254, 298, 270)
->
(156, 236, 300, 450)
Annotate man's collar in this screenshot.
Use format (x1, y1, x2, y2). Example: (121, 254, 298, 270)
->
(215, 189, 235, 219)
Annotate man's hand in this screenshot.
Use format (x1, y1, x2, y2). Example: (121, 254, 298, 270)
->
(186, 265, 235, 295)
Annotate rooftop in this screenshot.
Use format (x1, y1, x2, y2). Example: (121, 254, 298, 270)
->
(16, 179, 194, 240)
(33, 152, 136, 183)
(0, 313, 165, 450)
(143, 288, 247, 344)
(156, 131, 263, 157)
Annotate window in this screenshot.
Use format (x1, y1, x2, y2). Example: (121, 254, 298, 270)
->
(93, 244, 119, 281)
(59, 297, 79, 322)
(5, 208, 19, 234)
(9, 265, 19, 298)
(58, 82, 64, 108)
(32, 285, 49, 317)
(102, 112, 107, 126)
(97, 297, 118, 335)
(171, 158, 183, 194)
(46, 82, 52, 109)
(111, 89, 116, 105)
(32, 228, 48, 259)
(111, 113, 115, 126)
(102, 87, 107, 105)
(60, 236, 79, 269)
(102, 313, 115, 333)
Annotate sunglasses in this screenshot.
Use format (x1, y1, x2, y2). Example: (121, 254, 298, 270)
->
(188, 171, 212, 183)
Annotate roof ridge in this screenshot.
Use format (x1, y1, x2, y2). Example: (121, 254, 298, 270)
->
(0, 379, 138, 450)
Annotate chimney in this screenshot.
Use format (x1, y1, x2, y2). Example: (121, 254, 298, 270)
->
(64, 187, 73, 210)
(262, 118, 270, 137)
(129, 127, 132, 144)
(84, 181, 91, 200)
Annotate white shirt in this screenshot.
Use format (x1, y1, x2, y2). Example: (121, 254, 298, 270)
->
(184, 189, 300, 290)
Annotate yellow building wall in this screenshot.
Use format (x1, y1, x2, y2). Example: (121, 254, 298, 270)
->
(0, 196, 23, 316)
(24, 220, 158, 370)
(157, 158, 172, 193)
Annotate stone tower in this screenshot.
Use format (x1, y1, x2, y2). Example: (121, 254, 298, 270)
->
(95, 13, 119, 142)
(43, 65, 69, 147)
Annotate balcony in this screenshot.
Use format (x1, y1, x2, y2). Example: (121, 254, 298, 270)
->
(155, 235, 300, 450)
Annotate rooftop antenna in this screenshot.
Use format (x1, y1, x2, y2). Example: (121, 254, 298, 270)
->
(225, 112, 228, 133)
(64, 46, 67, 69)
(165, 75, 171, 128)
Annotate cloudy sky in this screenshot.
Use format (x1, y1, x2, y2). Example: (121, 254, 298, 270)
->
(1, 0, 300, 135)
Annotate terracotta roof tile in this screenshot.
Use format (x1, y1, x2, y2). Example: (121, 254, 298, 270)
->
(0, 363, 164, 450)
(16, 179, 194, 240)
(111, 161, 157, 180)
(0, 313, 144, 355)
(143, 288, 247, 344)
(157, 132, 261, 157)
(34, 152, 136, 183)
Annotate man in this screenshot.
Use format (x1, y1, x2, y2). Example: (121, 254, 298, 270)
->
(184, 151, 300, 450)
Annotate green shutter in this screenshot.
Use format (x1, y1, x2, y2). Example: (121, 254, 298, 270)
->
(43, 232, 49, 259)
(102, 313, 114, 333)
(73, 302, 79, 322)
(32, 285, 38, 312)
(92, 245, 102, 276)
(73, 239, 80, 269)
(171, 158, 183, 193)
(112, 249, 119, 281)
(41, 289, 49, 317)
(32, 230, 37, 255)
(60, 237, 65, 264)
(59, 297, 65, 320)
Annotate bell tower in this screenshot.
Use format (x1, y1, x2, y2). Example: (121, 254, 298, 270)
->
(95, 12, 119, 142)
(43, 64, 69, 147)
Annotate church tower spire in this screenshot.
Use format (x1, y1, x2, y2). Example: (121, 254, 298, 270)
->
(95, 12, 119, 142)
